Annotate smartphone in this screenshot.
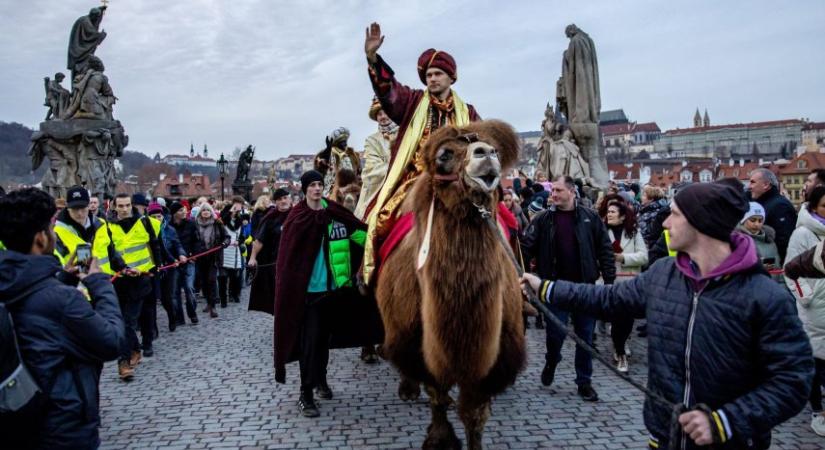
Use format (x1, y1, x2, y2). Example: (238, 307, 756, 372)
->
(75, 243, 92, 272)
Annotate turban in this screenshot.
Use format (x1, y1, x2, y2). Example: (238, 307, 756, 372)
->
(417, 48, 457, 85)
(327, 127, 350, 146)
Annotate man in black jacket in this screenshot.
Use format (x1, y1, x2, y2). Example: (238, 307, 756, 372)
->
(523, 179, 813, 449)
(521, 175, 616, 402)
(0, 188, 124, 449)
(749, 168, 796, 262)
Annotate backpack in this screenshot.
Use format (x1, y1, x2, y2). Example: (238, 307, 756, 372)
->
(0, 285, 48, 414)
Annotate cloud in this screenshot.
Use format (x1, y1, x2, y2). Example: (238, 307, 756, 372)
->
(1, 0, 823, 160)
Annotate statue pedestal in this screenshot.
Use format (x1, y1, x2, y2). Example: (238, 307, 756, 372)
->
(30, 118, 127, 198)
(232, 181, 253, 202)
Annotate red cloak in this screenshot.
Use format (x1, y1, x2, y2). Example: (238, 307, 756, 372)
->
(273, 199, 382, 383)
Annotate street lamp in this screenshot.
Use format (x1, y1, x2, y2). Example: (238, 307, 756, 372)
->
(217, 153, 228, 201)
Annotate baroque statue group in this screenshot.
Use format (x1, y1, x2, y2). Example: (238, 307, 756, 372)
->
(28, 5, 127, 199)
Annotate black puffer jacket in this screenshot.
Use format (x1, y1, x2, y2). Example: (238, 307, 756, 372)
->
(637, 198, 670, 249)
(521, 204, 616, 284)
(549, 234, 812, 449)
(0, 251, 124, 449)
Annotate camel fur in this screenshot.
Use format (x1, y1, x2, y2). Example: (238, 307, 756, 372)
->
(376, 119, 526, 450)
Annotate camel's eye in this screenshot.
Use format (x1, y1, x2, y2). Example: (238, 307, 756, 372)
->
(437, 148, 454, 163)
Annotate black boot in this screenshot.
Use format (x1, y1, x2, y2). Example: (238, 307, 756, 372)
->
(298, 389, 320, 417)
(315, 381, 333, 400)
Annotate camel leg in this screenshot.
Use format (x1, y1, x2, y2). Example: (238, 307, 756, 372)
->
(457, 387, 491, 450)
(398, 374, 421, 401)
(422, 384, 461, 450)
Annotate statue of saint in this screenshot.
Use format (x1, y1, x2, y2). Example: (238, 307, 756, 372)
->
(43, 73, 71, 120)
(64, 56, 116, 120)
(67, 7, 107, 82)
(235, 145, 255, 184)
(537, 104, 590, 182)
(556, 24, 607, 186)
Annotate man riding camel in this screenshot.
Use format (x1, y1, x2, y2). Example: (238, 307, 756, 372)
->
(361, 22, 481, 282)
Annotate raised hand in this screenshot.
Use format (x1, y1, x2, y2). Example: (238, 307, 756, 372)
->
(364, 22, 384, 62)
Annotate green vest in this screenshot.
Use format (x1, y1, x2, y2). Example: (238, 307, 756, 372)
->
(322, 199, 366, 289)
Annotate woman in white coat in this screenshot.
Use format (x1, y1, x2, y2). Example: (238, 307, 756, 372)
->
(219, 200, 247, 307)
(785, 185, 825, 436)
(605, 201, 648, 372)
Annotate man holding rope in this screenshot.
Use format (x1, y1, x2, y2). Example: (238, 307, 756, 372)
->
(92, 193, 162, 381)
(521, 178, 813, 449)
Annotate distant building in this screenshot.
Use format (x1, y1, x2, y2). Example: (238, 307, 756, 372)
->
(599, 109, 629, 126)
(801, 122, 825, 153)
(779, 152, 825, 205)
(653, 118, 803, 161)
(153, 172, 214, 199)
(273, 154, 315, 180)
(602, 121, 661, 159)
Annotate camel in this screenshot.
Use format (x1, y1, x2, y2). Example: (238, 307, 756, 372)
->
(376, 120, 526, 449)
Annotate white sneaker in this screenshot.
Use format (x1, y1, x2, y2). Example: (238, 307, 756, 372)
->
(616, 355, 628, 373)
(812, 413, 825, 436)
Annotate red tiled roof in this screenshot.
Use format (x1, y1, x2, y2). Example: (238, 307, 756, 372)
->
(635, 122, 661, 133)
(601, 123, 633, 136)
(779, 152, 825, 175)
(803, 122, 825, 131)
(664, 119, 803, 136)
(608, 163, 641, 180)
(717, 162, 760, 180)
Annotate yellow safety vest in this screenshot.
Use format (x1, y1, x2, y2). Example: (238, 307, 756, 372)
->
(54, 220, 94, 266)
(663, 230, 677, 257)
(93, 216, 161, 275)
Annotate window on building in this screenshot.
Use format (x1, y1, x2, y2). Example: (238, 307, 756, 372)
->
(798, 160, 807, 169)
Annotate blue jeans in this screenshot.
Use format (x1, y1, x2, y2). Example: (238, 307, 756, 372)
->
(544, 305, 595, 386)
(175, 263, 197, 321)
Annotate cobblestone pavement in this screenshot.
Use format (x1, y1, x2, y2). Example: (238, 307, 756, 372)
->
(99, 289, 822, 449)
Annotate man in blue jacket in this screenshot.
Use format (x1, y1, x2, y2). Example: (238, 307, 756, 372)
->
(0, 188, 124, 449)
(522, 179, 813, 449)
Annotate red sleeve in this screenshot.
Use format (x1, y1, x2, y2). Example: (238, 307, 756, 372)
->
(368, 54, 419, 125)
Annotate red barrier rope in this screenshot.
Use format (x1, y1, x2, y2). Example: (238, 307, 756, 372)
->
(109, 244, 232, 282)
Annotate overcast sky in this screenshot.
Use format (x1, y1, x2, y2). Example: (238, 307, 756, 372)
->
(1, 0, 823, 160)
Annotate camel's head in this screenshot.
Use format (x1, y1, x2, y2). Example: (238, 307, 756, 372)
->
(424, 120, 519, 199)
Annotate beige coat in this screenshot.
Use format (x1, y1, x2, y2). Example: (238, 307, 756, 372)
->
(354, 130, 393, 220)
(608, 228, 648, 280)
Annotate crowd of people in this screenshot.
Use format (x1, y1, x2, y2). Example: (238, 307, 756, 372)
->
(1, 21, 824, 450)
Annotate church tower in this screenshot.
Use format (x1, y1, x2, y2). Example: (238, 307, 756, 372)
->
(203, 144, 208, 158)
(190, 142, 195, 157)
(703, 109, 710, 128)
(693, 108, 702, 128)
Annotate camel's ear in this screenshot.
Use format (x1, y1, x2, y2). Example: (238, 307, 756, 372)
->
(467, 119, 520, 170)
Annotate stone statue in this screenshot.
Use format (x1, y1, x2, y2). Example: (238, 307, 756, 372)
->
(537, 104, 590, 182)
(235, 145, 255, 184)
(63, 56, 116, 120)
(231, 145, 255, 201)
(28, 5, 126, 199)
(67, 7, 107, 81)
(556, 24, 607, 187)
(44, 73, 71, 120)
